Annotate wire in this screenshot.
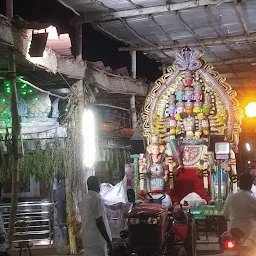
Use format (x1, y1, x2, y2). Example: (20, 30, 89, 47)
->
(58, 72, 78, 97)
(17, 77, 69, 99)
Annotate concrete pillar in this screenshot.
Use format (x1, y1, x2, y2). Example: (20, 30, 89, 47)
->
(130, 94, 138, 134)
(131, 51, 136, 79)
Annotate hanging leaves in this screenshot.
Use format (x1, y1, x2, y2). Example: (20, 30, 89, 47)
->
(0, 138, 65, 182)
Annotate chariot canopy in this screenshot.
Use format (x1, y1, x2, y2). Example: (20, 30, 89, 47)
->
(142, 47, 243, 148)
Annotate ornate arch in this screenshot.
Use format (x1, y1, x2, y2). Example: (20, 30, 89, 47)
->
(142, 47, 243, 146)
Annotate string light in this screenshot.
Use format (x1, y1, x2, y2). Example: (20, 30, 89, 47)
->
(1, 76, 36, 125)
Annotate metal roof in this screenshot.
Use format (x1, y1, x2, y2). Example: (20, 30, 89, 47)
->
(58, 0, 256, 87)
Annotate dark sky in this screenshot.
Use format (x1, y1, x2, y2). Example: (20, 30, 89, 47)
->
(0, 0, 161, 81)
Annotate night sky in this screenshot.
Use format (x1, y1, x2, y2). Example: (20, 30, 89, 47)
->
(0, 0, 161, 82)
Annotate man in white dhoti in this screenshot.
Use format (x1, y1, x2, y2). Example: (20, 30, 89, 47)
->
(79, 176, 112, 256)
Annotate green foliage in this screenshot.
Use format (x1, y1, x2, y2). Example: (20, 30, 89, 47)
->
(0, 138, 65, 182)
(96, 143, 131, 184)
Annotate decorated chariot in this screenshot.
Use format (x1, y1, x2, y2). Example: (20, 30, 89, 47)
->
(126, 47, 243, 253)
(134, 46, 243, 207)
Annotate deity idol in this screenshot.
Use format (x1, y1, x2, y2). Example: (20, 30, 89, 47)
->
(193, 101, 202, 114)
(176, 101, 185, 114)
(168, 101, 176, 117)
(202, 93, 212, 116)
(169, 93, 176, 105)
(185, 101, 193, 116)
(175, 83, 185, 101)
(183, 116, 195, 140)
(145, 135, 172, 208)
(139, 154, 148, 194)
(184, 86, 194, 101)
(193, 81, 203, 101)
(182, 70, 193, 87)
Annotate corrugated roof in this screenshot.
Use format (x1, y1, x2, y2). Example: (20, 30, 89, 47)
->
(58, 0, 256, 85)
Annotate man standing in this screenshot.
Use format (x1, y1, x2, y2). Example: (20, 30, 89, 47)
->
(0, 183, 9, 256)
(79, 176, 112, 256)
(224, 173, 256, 242)
(251, 176, 256, 197)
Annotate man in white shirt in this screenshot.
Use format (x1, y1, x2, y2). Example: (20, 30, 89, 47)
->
(251, 177, 256, 197)
(0, 183, 9, 256)
(79, 176, 112, 256)
(224, 173, 256, 242)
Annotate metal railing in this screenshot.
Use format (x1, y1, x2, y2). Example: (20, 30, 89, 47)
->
(0, 200, 53, 246)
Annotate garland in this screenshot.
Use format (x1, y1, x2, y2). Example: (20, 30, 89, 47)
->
(174, 112, 205, 120)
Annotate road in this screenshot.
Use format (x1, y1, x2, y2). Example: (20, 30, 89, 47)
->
(197, 234, 225, 256)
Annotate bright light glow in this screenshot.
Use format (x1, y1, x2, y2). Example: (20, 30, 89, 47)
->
(245, 102, 256, 118)
(83, 109, 96, 168)
(224, 240, 236, 249)
(33, 25, 59, 40)
(246, 143, 251, 152)
(248, 161, 251, 164)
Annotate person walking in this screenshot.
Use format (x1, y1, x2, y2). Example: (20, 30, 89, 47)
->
(79, 176, 112, 256)
(0, 183, 9, 256)
(224, 173, 256, 243)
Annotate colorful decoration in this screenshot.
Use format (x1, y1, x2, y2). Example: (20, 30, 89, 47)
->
(140, 47, 243, 197)
(0, 77, 53, 127)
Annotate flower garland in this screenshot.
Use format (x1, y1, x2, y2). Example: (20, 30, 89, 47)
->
(174, 112, 205, 121)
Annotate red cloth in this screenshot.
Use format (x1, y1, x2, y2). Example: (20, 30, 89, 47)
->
(172, 225, 188, 241)
(168, 167, 211, 204)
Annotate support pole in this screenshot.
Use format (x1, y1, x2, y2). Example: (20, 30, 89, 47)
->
(217, 160, 222, 201)
(75, 20, 86, 182)
(131, 155, 140, 201)
(6, 0, 20, 248)
(130, 94, 138, 135)
(131, 51, 136, 79)
(130, 52, 138, 135)
(66, 19, 85, 255)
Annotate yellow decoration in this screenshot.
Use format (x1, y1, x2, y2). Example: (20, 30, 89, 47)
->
(197, 112, 204, 120)
(176, 126, 181, 135)
(202, 129, 209, 135)
(170, 128, 176, 135)
(195, 130, 201, 139)
(174, 113, 181, 120)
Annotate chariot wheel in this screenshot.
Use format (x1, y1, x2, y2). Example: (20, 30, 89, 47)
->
(185, 216, 197, 256)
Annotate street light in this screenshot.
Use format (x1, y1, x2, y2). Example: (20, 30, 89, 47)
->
(245, 102, 256, 118)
